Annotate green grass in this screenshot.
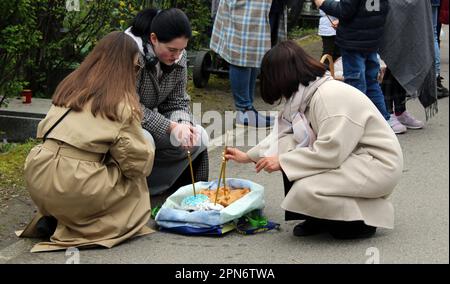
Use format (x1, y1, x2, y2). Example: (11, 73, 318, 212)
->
(0, 139, 39, 190)
(288, 27, 318, 40)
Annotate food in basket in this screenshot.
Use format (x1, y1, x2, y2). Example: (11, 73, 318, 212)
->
(199, 187, 250, 207)
(180, 194, 224, 211)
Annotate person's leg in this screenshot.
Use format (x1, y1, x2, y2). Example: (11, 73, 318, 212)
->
(381, 68, 395, 115)
(193, 149, 209, 182)
(282, 172, 328, 236)
(392, 87, 407, 116)
(321, 36, 335, 69)
(438, 3, 442, 47)
(437, 21, 442, 48)
(380, 69, 424, 129)
(283, 172, 309, 221)
(432, 6, 441, 79)
(229, 64, 253, 111)
(249, 67, 274, 125)
(283, 172, 302, 220)
(341, 49, 367, 94)
(233, 65, 273, 128)
(432, 5, 449, 98)
(365, 52, 391, 121)
(248, 67, 258, 108)
(393, 88, 424, 129)
(381, 68, 406, 133)
(269, 10, 280, 47)
(321, 36, 334, 58)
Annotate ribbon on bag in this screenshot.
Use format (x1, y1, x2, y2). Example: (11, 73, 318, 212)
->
(234, 210, 280, 235)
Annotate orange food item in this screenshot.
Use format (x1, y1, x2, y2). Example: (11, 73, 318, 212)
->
(198, 187, 250, 207)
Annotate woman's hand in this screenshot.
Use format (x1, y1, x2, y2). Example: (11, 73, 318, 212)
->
(314, 0, 325, 8)
(255, 156, 281, 173)
(169, 122, 198, 150)
(331, 19, 339, 29)
(224, 147, 252, 164)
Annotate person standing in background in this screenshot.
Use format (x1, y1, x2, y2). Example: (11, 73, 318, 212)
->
(210, 0, 288, 128)
(314, 0, 395, 130)
(431, 0, 449, 98)
(318, 0, 340, 62)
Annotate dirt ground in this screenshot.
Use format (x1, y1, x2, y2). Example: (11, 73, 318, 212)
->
(0, 37, 323, 250)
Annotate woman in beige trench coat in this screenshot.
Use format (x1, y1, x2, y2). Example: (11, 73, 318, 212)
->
(225, 40, 403, 239)
(18, 31, 155, 252)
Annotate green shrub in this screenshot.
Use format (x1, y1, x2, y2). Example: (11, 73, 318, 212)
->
(0, 0, 211, 102)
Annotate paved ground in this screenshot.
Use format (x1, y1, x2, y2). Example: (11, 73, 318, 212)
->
(0, 29, 448, 264)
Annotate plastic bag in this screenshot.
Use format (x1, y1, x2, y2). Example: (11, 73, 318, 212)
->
(155, 178, 265, 233)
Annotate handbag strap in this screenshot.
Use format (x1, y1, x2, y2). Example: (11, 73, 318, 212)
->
(43, 108, 72, 141)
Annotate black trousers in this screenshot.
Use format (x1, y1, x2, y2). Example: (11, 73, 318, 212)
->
(381, 68, 407, 114)
(321, 36, 341, 62)
(282, 172, 313, 221)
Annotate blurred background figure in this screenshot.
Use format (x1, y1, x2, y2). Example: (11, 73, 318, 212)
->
(210, 0, 288, 128)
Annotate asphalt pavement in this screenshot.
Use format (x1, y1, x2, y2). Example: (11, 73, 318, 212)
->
(1, 27, 448, 264)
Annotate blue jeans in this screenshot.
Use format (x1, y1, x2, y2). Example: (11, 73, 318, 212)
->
(229, 64, 258, 111)
(432, 6, 441, 77)
(341, 49, 390, 120)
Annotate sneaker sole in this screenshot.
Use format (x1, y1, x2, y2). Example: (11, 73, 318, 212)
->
(403, 125, 423, 129)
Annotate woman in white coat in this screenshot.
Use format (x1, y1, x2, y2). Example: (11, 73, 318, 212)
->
(225, 40, 403, 239)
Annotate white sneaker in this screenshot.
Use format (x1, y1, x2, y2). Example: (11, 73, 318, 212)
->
(396, 111, 424, 129)
(388, 116, 407, 134)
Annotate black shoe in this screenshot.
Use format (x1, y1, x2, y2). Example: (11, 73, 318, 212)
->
(437, 77, 449, 99)
(36, 216, 57, 237)
(329, 220, 376, 239)
(293, 218, 327, 236)
(437, 88, 449, 99)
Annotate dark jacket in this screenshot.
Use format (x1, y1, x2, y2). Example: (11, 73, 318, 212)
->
(320, 0, 388, 52)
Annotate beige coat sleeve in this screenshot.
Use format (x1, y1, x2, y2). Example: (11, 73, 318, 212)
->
(110, 116, 155, 179)
(246, 114, 295, 162)
(279, 115, 364, 181)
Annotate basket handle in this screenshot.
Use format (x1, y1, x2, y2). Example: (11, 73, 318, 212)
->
(320, 54, 335, 79)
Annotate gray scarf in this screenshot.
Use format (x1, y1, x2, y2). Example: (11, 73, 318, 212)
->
(279, 74, 333, 148)
(378, 0, 438, 120)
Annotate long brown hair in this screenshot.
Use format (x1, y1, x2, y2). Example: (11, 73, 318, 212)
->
(260, 40, 326, 105)
(52, 31, 142, 121)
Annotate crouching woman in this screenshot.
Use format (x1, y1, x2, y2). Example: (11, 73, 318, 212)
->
(225, 40, 403, 239)
(18, 31, 155, 252)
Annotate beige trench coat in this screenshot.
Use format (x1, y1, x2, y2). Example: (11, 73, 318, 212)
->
(18, 102, 155, 252)
(248, 80, 403, 229)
